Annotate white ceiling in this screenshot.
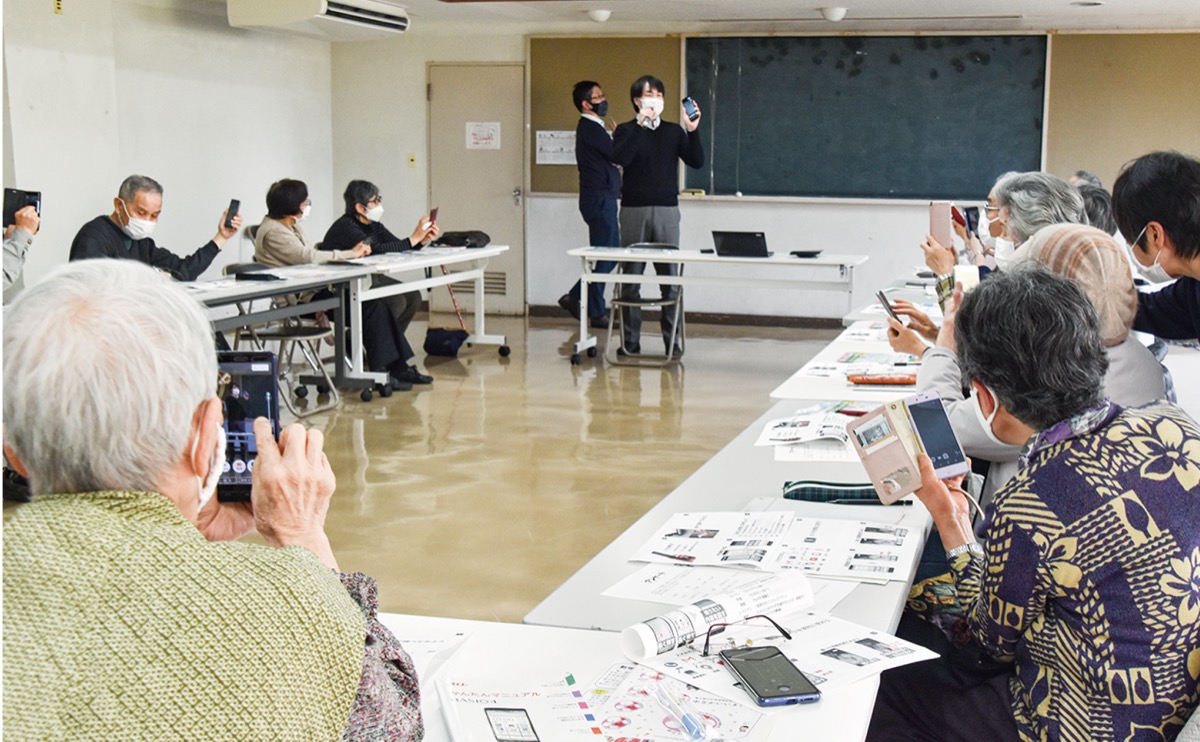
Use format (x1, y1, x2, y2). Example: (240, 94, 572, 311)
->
(396, 0, 1200, 34)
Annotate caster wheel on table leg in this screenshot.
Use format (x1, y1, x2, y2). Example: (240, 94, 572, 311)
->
(499, 345, 511, 357)
(587, 347, 597, 358)
(570, 353, 581, 365)
(360, 388, 373, 403)
(295, 386, 308, 399)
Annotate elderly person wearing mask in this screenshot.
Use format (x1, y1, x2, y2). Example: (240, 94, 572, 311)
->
(3, 260, 422, 740)
(890, 223, 1166, 504)
(867, 267, 1200, 742)
(913, 171, 1085, 314)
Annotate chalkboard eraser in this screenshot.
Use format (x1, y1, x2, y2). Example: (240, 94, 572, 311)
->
(680, 189, 706, 197)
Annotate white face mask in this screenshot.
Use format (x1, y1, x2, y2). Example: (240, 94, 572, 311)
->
(120, 200, 156, 241)
(1129, 225, 1174, 283)
(971, 384, 1008, 448)
(364, 204, 384, 223)
(992, 237, 1016, 270)
(640, 97, 665, 119)
(193, 425, 226, 513)
(298, 204, 312, 222)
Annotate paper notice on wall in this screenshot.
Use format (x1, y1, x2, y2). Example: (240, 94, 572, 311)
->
(536, 130, 576, 164)
(466, 122, 500, 150)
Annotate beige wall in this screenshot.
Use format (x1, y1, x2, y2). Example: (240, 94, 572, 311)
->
(1046, 33, 1200, 186)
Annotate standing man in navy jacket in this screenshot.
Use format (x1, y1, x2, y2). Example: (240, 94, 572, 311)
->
(612, 74, 704, 356)
(559, 80, 621, 329)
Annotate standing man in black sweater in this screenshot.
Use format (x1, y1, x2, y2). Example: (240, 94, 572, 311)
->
(70, 174, 241, 281)
(558, 80, 621, 329)
(322, 180, 439, 386)
(612, 74, 704, 356)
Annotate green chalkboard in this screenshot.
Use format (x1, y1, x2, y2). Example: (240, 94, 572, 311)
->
(684, 35, 1047, 199)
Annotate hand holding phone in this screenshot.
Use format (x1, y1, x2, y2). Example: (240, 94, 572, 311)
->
(720, 646, 820, 706)
(422, 206, 439, 231)
(216, 351, 281, 503)
(224, 199, 240, 231)
(929, 200, 953, 248)
(877, 290, 901, 322)
(682, 96, 700, 122)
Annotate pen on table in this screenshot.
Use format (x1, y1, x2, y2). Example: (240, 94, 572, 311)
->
(830, 499, 913, 506)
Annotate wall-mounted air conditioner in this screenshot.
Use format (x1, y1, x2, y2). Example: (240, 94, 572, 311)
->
(228, 0, 409, 41)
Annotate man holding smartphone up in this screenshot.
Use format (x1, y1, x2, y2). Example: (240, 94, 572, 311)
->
(612, 74, 704, 356)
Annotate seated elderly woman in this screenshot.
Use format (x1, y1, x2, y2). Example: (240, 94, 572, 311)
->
(916, 171, 1085, 308)
(2, 260, 422, 740)
(867, 267, 1200, 742)
(891, 223, 1166, 503)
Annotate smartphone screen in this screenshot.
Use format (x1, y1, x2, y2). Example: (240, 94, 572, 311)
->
(963, 206, 980, 238)
(876, 290, 900, 322)
(216, 351, 281, 502)
(906, 394, 968, 479)
(682, 96, 699, 121)
(484, 708, 539, 742)
(720, 646, 821, 706)
(929, 200, 953, 248)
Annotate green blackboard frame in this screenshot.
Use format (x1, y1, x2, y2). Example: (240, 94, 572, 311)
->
(684, 35, 1047, 200)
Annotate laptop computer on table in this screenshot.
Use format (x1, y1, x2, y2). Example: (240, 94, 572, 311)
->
(712, 231, 772, 257)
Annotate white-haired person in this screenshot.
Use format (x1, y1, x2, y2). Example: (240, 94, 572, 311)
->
(2, 260, 422, 740)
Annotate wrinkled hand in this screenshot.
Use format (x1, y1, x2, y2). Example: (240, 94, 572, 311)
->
(886, 317, 928, 357)
(350, 242, 372, 259)
(911, 452, 974, 550)
(891, 299, 938, 342)
(920, 234, 957, 276)
(194, 490, 254, 543)
(12, 205, 40, 235)
(251, 418, 339, 570)
(215, 211, 243, 244)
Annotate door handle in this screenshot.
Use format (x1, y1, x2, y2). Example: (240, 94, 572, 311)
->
(512, 187, 522, 206)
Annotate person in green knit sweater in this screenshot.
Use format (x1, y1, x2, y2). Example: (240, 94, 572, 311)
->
(2, 259, 423, 741)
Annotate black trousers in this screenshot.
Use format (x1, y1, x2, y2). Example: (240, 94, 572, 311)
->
(866, 613, 1021, 742)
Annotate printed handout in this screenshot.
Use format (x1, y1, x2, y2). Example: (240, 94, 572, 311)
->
(603, 563, 857, 615)
(637, 612, 937, 710)
(620, 573, 814, 661)
(774, 517, 922, 584)
(631, 511, 795, 570)
(438, 674, 602, 741)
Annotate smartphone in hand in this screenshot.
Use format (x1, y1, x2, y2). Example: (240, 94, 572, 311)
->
(224, 199, 240, 231)
(216, 350, 281, 503)
(423, 207, 439, 231)
(682, 96, 700, 122)
(876, 290, 901, 323)
(929, 201, 953, 248)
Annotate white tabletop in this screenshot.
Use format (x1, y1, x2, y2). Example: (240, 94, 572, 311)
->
(346, 244, 509, 279)
(524, 397, 930, 636)
(770, 334, 922, 402)
(380, 611, 879, 742)
(570, 246, 868, 269)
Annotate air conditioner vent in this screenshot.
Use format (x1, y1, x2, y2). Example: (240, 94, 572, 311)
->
(326, 1, 409, 32)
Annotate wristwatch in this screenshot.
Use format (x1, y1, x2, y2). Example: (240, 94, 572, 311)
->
(945, 542, 984, 560)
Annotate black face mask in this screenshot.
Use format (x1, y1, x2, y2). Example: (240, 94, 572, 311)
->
(592, 100, 608, 118)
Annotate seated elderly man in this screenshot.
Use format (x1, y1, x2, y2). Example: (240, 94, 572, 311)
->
(867, 267, 1200, 742)
(2, 260, 422, 740)
(890, 223, 1166, 504)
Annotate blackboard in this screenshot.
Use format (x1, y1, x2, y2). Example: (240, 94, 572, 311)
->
(684, 35, 1047, 199)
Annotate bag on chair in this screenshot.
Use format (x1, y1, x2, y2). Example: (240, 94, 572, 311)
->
(423, 266, 471, 357)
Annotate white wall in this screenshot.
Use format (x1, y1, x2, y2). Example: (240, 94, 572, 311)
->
(3, 0, 335, 288)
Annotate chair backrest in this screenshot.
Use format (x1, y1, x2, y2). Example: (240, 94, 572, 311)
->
(244, 224, 259, 241)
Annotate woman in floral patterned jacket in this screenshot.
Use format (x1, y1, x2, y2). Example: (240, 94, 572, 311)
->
(868, 267, 1200, 742)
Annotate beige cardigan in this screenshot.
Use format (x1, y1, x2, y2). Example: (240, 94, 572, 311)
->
(254, 215, 358, 267)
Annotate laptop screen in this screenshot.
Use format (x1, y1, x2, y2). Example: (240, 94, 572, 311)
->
(712, 231, 770, 257)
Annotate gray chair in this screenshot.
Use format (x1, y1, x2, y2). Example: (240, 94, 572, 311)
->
(223, 247, 342, 417)
(606, 243, 685, 367)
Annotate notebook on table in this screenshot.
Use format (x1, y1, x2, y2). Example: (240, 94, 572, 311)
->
(712, 230, 772, 257)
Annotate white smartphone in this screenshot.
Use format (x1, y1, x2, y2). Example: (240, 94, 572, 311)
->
(905, 393, 969, 480)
